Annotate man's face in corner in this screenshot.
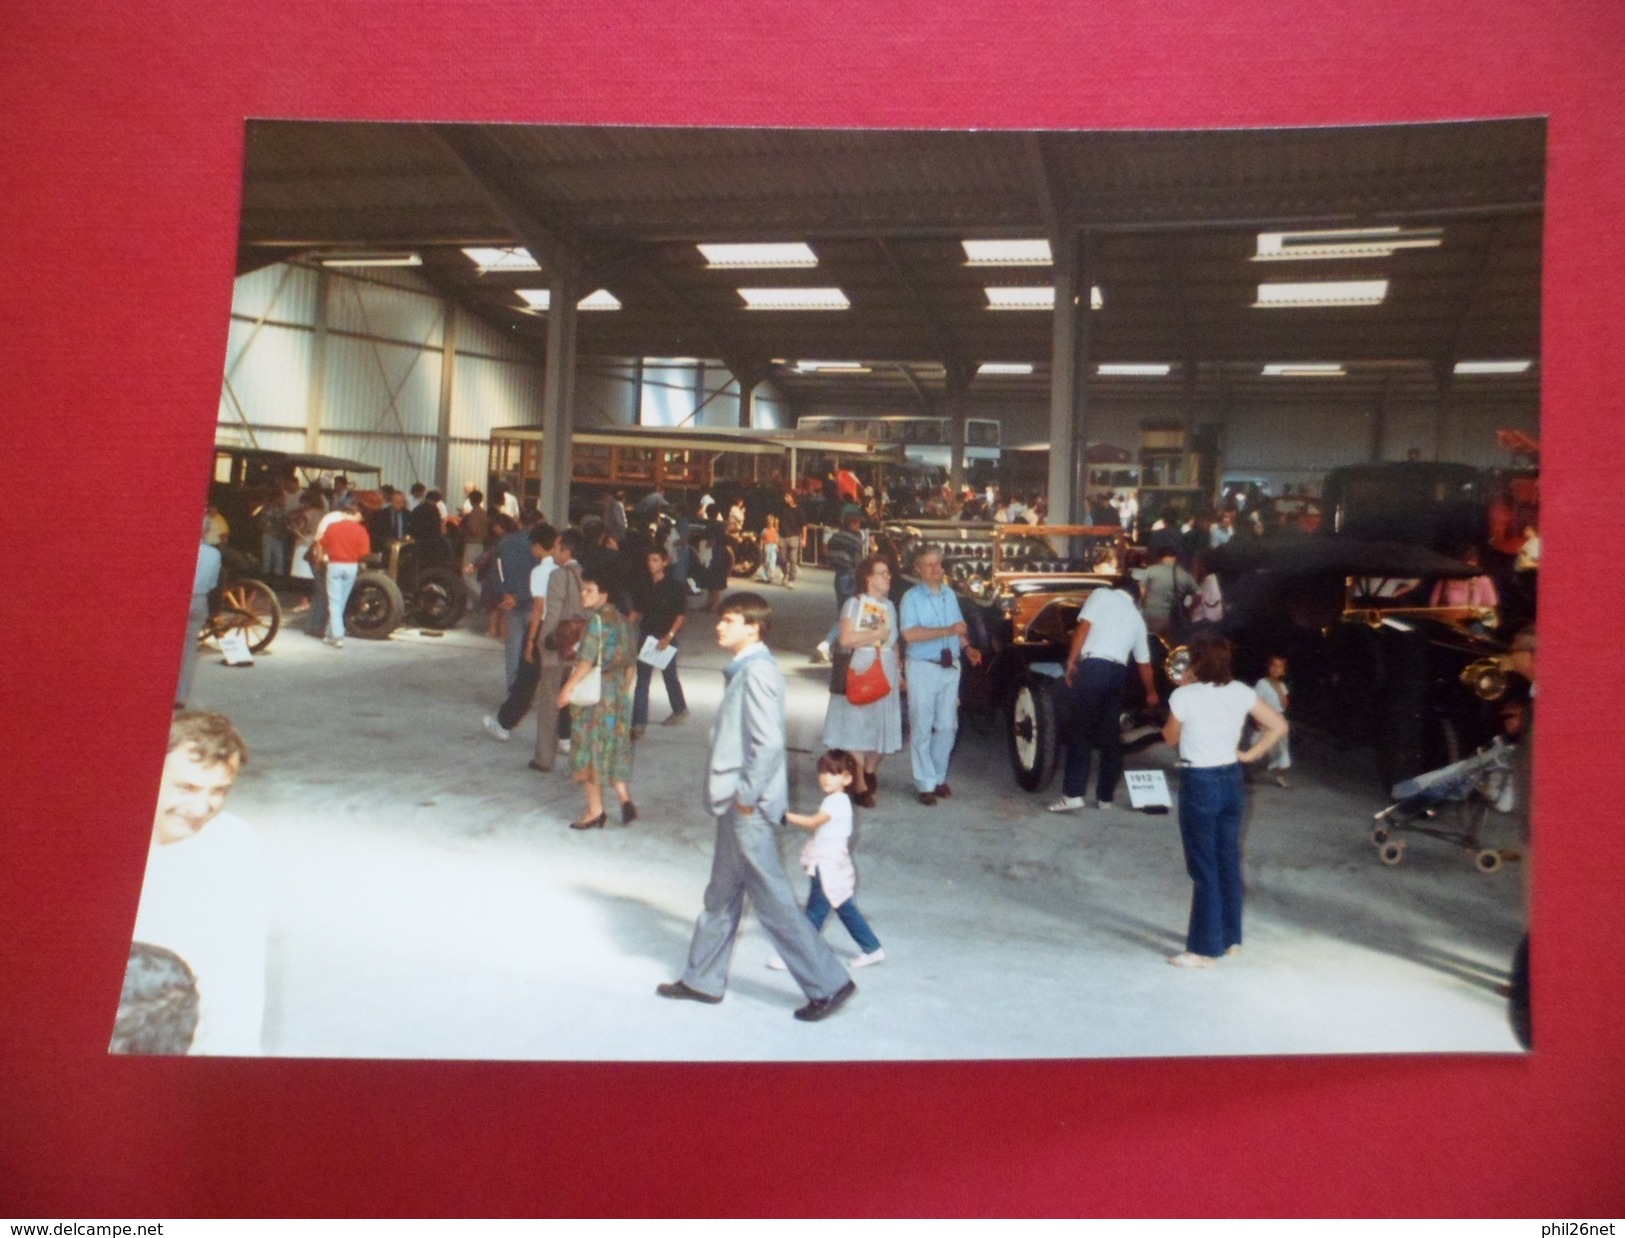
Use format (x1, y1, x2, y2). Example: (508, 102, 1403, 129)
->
(152, 745, 241, 845)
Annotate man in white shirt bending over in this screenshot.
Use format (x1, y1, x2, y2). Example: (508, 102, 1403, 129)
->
(124, 711, 267, 1054)
(1048, 578, 1159, 813)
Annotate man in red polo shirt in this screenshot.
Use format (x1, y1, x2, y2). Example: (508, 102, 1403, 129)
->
(316, 506, 370, 648)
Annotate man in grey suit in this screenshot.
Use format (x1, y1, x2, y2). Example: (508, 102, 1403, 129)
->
(657, 592, 857, 1022)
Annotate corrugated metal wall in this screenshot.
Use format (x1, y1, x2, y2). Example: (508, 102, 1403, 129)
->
(220, 263, 541, 491)
(219, 264, 797, 497)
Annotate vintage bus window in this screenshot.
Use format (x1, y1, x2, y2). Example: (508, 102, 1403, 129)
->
(489, 438, 521, 473)
(520, 441, 540, 482)
(968, 420, 1001, 446)
(573, 443, 612, 480)
(662, 449, 699, 484)
(618, 447, 657, 482)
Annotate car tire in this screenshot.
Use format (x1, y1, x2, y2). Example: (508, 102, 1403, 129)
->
(411, 564, 469, 629)
(1007, 672, 1060, 792)
(345, 570, 405, 639)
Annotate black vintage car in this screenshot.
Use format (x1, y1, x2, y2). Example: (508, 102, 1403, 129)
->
(209, 446, 467, 640)
(1197, 536, 1522, 788)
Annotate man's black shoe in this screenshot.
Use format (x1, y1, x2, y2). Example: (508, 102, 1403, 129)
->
(793, 979, 857, 1022)
(655, 980, 722, 1004)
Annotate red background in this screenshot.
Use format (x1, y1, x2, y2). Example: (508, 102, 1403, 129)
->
(3, 0, 1622, 1217)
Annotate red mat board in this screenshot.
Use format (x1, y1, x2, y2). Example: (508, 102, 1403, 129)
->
(2, 0, 1622, 1217)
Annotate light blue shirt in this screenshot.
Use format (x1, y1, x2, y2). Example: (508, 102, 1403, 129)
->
(901, 582, 960, 663)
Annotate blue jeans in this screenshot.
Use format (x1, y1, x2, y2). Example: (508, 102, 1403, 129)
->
(806, 871, 881, 954)
(325, 562, 359, 640)
(261, 535, 287, 577)
(633, 651, 687, 726)
(1177, 763, 1246, 958)
(1062, 657, 1128, 802)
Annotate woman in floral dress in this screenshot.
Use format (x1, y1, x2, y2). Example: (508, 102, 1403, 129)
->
(556, 570, 638, 829)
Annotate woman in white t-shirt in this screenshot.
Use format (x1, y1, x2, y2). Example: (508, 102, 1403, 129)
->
(1162, 631, 1288, 969)
(768, 749, 885, 969)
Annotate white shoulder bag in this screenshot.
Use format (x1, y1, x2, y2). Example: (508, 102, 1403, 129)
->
(567, 614, 604, 707)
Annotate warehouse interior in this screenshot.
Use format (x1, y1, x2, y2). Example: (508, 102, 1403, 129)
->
(154, 117, 1543, 1060)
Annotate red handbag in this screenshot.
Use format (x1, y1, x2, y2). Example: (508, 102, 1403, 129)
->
(845, 654, 891, 706)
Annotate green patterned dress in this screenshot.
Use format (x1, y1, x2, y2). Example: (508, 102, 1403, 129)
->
(570, 603, 635, 787)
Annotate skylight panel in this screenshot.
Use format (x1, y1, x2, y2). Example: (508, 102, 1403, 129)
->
(737, 287, 850, 310)
(1254, 227, 1443, 261)
(1453, 359, 1533, 374)
(984, 286, 1103, 310)
(699, 243, 818, 268)
(318, 252, 421, 268)
(963, 239, 1052, 266)
(1262, 363, 1347, 376)
(462, 246, 541, 273)
(1254, 280, 1388, 308)
(515, 288, 622, 311)
(1097, 363, 1171, 377)
(977, 363, 1034, 376)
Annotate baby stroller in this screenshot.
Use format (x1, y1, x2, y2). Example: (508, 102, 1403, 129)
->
(1370, 736, 1521, 873)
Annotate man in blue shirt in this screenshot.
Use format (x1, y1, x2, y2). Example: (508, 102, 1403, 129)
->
(900, 546, 983, 806)
(494, 511, 541, 689)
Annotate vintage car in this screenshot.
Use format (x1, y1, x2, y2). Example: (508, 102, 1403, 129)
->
(880, 521, 1171, 792)
(210, 446, 467, 640)
(1195, 536, 1525, 789)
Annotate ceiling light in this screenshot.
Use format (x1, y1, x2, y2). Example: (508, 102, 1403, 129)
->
(699, 242, 818, 268)
(962, 239, 1052, 266)
(318, 251, 422, 268)
(985, 286, 1053, 310)
(515, 288, 622, 311)
(462, 246, 540, 272)
(795, 361, 869, 372)
(645, 357, 699, 365)
(984, 286, 1102, 311)
(1254, 227, 1444, 261)
(1254, 280, 1388, 308)
(1262, 363, 1347, 377)
(1097, 363, 1171, 377)
(977, 363, 1034, 376)
(738, 287, 850, 310)
(1454, 359, 1533, 374)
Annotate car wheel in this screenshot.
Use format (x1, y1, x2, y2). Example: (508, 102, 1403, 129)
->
(411, 564, 468, 629)
(345, 570, 405, 639)
(1007, 673, 1059, 792)
(206, 578, 282, 653)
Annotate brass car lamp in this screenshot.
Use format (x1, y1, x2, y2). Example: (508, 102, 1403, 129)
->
(1460, 656, 1512, 702)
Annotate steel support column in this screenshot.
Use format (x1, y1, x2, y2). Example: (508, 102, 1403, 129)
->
(539, 264, 580, 526)
(304, 266, 330, 454)
(945, 364, 972, 493)
(1047, 228, 1093, 524)
(435, 301, 457, 493)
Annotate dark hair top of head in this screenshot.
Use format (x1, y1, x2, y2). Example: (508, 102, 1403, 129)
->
(718, 591, 772, 640)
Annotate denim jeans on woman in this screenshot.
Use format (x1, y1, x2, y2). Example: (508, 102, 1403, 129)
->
(1176, 762, 1246, 958)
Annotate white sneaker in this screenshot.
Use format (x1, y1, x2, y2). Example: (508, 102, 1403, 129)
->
(482, 715, 511, 742)
(1047, 796, 1086, 813)
(557, 738, 572, 754)
(850, 948, 886, 969)
(765, 955, 788, 971)
(811, 640, 831, 663)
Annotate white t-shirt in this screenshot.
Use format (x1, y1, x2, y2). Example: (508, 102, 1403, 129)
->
(1169, 681, 1258, 768)
(1079, 587, 1152, 665)
(529, 555, 557, 609)
(129, 811, 267, 1055)
(799, 791, 857, 906)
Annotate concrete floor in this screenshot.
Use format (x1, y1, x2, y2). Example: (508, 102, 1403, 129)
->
(174, 567, 1527, 1060)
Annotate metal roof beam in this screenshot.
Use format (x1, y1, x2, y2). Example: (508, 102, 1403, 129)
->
(871, 237, 965, 374)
